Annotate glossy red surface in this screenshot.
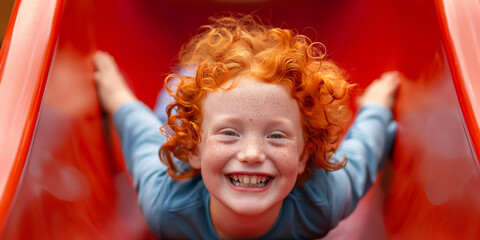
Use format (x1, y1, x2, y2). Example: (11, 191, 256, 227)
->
(435, 0, 480, 159)
(0, 0, 479, 239)
(0, 0, 63, 233)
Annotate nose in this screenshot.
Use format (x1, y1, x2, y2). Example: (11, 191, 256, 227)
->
(237, 140, 266, 164)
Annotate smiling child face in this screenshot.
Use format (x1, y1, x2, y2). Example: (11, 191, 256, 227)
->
(188, 76, 309, 217)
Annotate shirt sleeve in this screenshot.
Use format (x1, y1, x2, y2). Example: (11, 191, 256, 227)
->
(112, 101, 169, 235)
(327, 103, 397, 227)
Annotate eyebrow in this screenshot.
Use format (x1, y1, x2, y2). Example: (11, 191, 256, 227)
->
(210, 115, 296, 129)
(208, 115, 243, 125)
(265, 118, 296, 128)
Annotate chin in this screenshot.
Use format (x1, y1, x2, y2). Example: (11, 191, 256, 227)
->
(227, 199, 279, 216)
(235, 206, 265, 216)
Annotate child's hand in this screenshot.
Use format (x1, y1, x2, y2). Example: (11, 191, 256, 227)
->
(358, 71, 401, 110)
(93, 51, 137, 115)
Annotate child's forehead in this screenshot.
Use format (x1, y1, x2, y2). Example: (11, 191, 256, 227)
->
(199, 76, 305, 136)
(202, 77, 298, 114)
(215, 76, 289, 98)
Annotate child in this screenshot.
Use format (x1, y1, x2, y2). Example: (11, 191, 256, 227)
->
(94, 15, 399, 239)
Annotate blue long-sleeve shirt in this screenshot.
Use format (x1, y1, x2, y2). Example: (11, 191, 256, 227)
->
(114, 101, 396, 239)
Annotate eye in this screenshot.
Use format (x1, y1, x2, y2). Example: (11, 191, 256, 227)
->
(224, 131, 237, 136)
(216, 129, 239, 143)
(268, 133, 283, 139)
(219, 129, 239, 137)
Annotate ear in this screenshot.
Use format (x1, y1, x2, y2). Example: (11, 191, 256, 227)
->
(188, 147, 201, 170)
(297, 149, 310, 174)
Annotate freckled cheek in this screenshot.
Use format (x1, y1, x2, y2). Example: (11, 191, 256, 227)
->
(201, 142, 234, 170)
(272, 147, 302, 172)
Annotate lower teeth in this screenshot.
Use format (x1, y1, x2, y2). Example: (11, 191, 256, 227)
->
(230, 177, 269, 187)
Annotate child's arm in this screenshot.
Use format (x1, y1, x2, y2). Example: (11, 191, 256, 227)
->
(328, 71, 400, 224)
(289, 72, 400, 236)
(93, 52, 169, 235)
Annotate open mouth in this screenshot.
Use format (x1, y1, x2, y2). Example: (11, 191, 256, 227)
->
(227, 174, 272, 188)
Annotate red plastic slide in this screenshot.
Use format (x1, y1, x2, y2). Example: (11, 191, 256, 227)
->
(1, 0, 479, 239)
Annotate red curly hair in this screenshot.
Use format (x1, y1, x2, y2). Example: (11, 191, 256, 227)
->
(159, 14, 353, 185)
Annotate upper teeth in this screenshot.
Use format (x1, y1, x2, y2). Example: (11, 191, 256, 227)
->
(229, 175, 270, 187)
